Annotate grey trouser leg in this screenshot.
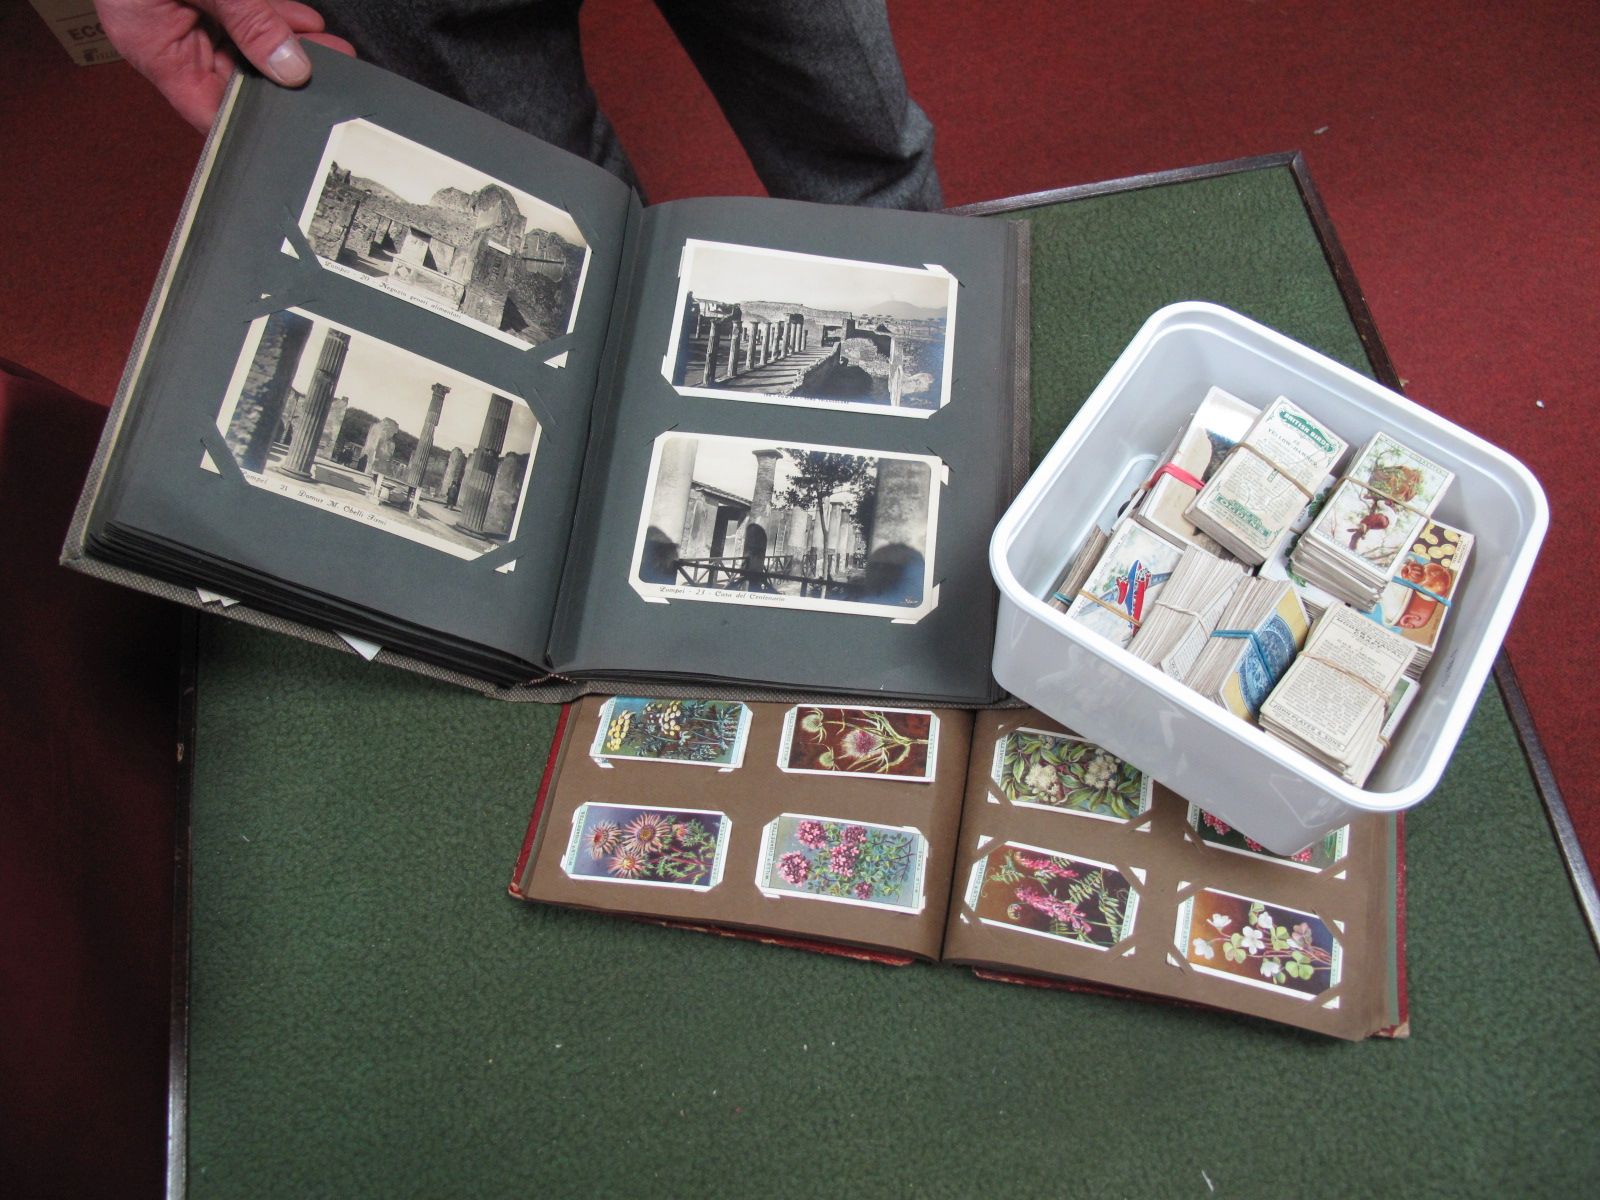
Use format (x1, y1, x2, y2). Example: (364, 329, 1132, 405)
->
(317, 1, 642, 189)
(315, 0, 941, 210)
(652, 0, 941, 209)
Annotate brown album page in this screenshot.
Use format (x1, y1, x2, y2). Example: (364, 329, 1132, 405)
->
(941, 709, 1402, 1040)
(513, 695, 975, 960)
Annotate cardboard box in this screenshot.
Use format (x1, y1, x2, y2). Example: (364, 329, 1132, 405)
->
(30, 0, 121, 66)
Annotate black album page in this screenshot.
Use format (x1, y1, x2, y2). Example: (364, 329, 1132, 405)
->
(83, 46, 634, 672)
(549, 196, 1028, 703)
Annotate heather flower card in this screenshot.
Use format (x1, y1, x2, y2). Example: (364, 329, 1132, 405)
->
(1186, 804, 1349, 871)
(756, 815, 927, 913)
(561, 803, 730, 891)
(777, 705, 938, 781)
(1176, 888, 1342, 999)
(963, 842, 1140, 951)
(588, 697, 752, 769)
(990, 728, 1152, 822)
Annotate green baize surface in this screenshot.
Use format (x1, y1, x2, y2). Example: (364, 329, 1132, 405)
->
(188, 166, 1599, 1197)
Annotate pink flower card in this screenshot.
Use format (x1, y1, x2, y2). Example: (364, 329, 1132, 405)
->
(756, 814, 928, 913)
(561, 802, 730, 892)
(962, 841, 1141, 951)
(1186, 804, 1348, 871)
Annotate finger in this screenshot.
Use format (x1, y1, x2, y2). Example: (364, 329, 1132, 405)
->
(157, 67, 232, 133)
(274, 1, 328, 34)
(275, 4, 356, 58)
(143, 26, 236, 131)
(194, 0, 311, 86)
(301, 32, 357, 59)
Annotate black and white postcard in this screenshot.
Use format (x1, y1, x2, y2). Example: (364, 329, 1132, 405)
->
(629, 432, 944, 620)
(661, 240, 956, 417)
(213, 309, 541, 561)
(294, 118, 591, 353)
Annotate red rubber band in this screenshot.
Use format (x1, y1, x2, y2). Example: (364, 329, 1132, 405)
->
(1146, 462, 1205, 492)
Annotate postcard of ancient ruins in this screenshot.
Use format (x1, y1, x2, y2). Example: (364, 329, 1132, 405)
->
(294, 119, 591, 353)
(628, 432, 944, 620)
(213, 309, 541, 561)
(661, 240, 956, 417)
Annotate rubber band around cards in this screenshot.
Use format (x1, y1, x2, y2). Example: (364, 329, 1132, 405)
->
(1212, 628, 1276, 680)
(1332, 474, 1436, 525)
(1297, 651, 1392, 702)
(1075, 589, 1143, 628)
(1145, 462, 1205, 492)
(1390, 576, 1451, 606)
(1230, 441, 1315, 500)
(1391, 550, 1453, 606)
(1150, 598, 1209, 632)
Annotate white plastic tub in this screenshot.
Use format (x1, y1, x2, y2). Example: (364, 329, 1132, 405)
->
(990, 302, 1547, 854)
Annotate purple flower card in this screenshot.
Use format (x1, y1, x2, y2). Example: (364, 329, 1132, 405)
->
(1186, 804, 1349, 871)
(756, 815, 927, 913)
(777, 705, 939, 781)
(1176, 888, 1342, 999)
(561, 803, 730, 891)
(963, 841, 1141, 950)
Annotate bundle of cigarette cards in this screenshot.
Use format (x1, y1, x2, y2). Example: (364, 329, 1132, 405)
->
(1046, 386, 1468, 785)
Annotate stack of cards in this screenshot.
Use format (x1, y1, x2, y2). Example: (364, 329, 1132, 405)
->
(1269, 514, 1474, 680)
(1185, 576, 1311, 721)
(1289, 432, 1455, 608)
(1062, 518, 1185, 649)
(1350, 675, 1422, 785)
(1127, 386, 1260, 554)
(1259, 475, 1341, 625)
(1044, 524, 1111, 613)
(1259, 604, 1417, 785)
(1039, 385, 1473, 788)
(1370, 519, 1474, 678)
(1126, 544, 1248, 680)
(1186, 397, 1348, 566)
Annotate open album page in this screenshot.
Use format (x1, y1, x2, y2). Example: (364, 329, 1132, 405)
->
(514, 695, 975, 959)
(942, 709, 1404, 1039)
(82, 47, 635, 676)
(547, 196, 1025, 702)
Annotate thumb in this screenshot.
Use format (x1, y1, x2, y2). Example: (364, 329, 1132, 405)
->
(198, 0, 313, 86)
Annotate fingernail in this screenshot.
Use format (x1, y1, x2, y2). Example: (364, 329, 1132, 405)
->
(266, 38, 312, 86)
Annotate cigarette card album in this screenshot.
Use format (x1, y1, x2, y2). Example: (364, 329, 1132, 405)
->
(513, 696, 1406, 1039)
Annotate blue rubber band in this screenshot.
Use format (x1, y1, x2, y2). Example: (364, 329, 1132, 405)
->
(1395, 553, 1452, 606)
(1212, 628, 1273, 678)
(1390, 576, 1451, 606)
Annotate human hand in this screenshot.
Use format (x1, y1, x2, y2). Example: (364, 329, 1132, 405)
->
(96, 0, 355, 132)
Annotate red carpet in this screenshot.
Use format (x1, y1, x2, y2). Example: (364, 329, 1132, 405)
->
(1, 2, 1594, 1193)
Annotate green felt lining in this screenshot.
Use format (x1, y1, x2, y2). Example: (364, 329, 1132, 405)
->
(186, 163, 1599, 1196)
